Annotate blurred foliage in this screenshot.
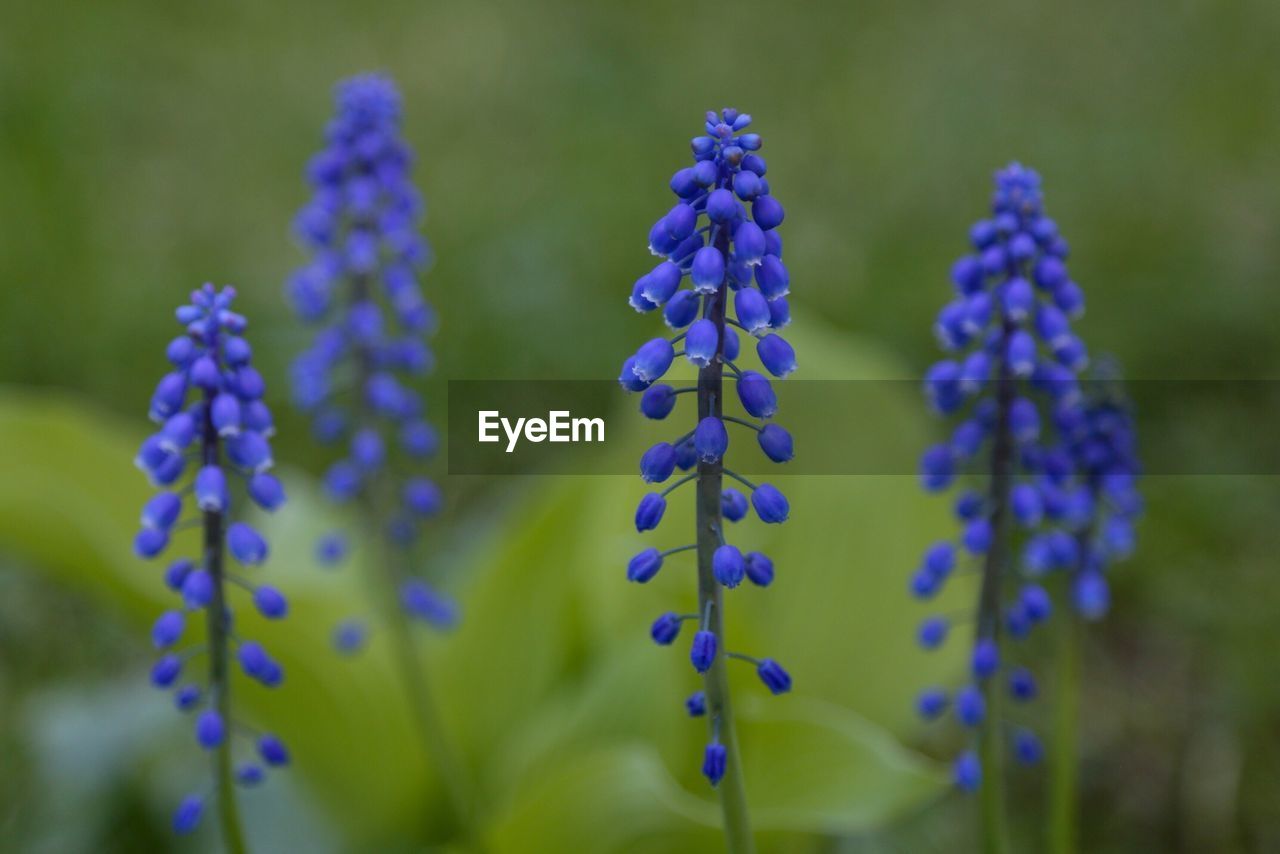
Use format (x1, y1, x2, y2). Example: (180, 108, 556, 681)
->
(1, 0, 1280, 851)
(0, 318, 950, 852)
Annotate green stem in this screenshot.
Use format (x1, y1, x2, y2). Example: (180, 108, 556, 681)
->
(213, 714, 247, 854)
(696, 223, 754, 854)
(975, 321, 1015, 854)
(1048, 598, 1081, 854)
(365, 504, 475, 839)
(977, 714, 1005, 854)
(202, 390, 247, 854)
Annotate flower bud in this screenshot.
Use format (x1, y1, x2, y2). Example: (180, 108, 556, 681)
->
(634, 494, 667, 533)
(173, 795, 204, 834)
(195, 709, 225, 749)
(640, 384, 678, 420)
(916, 688, 947, 720)
(152, 611, 186, 649)
(248, 472, 287, 512)
(702, 742, 727, 786)
(151, 654, 183, 687)
(195, 465, 229, 512)
(694, 417, 728, 463)
(712, 544, 745, 588)
(720, 488, 748, 523)
(917, 617, 948, 650)
(745, 551, 774, 586)
(733, 288, 771, 336)
(253, 586, 288, 619)
(736, 370, 777, 418)
(972, 638, 999, 679)
(733, 221, 766, 266)
(142, 492, 183, 531)
(955, 685, 985, 726)
(752, 658, 790, 697)
(755, 255, 789, 300)
(690, 247, 726, 293)
(640, 443, 678, 483)
(751, 484, 789, 523)
(953, 751, 981, 791)
(228, 522, 268, 565)
(752, 195, 785, 231)
(684, 319, 719, 367)
(650, 612, 682, 645)
(756, 333, 796, 377)
(627, 547, 663, 583)
(663, 290, 700, 329)
(757, 424, 793, 463)
(690, 630, 717, 673)
(632, 338, 675, 383)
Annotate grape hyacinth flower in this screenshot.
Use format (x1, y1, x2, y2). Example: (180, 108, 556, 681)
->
(911, 164, 1093, 848)
(135, 284, 289, 846)
(1055, 362, 1142, 620)
(286, 73, 471, 829)
(623, 108, 796, 852)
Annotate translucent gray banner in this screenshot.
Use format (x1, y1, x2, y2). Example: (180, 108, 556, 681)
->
(445, 380, 1280, 476)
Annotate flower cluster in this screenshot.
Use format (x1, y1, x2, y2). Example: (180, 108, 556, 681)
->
(287, 74, 451, 646)
(134, 284, 290, 834)
(1054, 365, 1142, 618)
(622, 109, 794, 788)
(912, 164, 1092, 790)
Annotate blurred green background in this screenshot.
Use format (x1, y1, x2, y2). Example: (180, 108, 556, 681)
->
(2, 0, 1279, 851)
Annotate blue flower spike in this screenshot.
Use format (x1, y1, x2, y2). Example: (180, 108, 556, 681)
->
(289, 73, 458, 642)
(622, 111, 796, 847)
(136, 284, 289, 842)
(287, 73, 474, 828)
(911, 165, 1138, 821)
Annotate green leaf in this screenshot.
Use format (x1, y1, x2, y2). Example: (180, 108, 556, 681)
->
(484, 696, 944, 854)
(738, 696, 946, 834)
(486, 745, 720, 854)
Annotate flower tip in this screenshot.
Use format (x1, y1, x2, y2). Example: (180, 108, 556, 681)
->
(150, 654, 183, 688)
(750, 484, 789, 524)
(634, 493, 667, 533)
(332, 619, 368, 654)
(702, 742, 728, 786)
(258, 733, 290, 767)
(172, 794, 204, 834)
(757, 658, 792, 695)
(626, 547, 663, 583)
(235, 763, 266, 788)
(1013, 730, 1044, 765)
(227, 522, 269, 566)
(649, 612, 682, 645)
(690, 630, 717, 673)
(712, 544, 745, 588)
(253, 586, 289, 619)
(194, 709, 225, 750)
(953, 751, 982, 792)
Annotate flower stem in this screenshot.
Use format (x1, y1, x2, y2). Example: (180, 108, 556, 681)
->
(975, 321, 1015, 854)
(1048, 605, 1080, 854)
(363, 496, 476, 841)
(696, 226, 754, 854)
(201, 389, 248, 854)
